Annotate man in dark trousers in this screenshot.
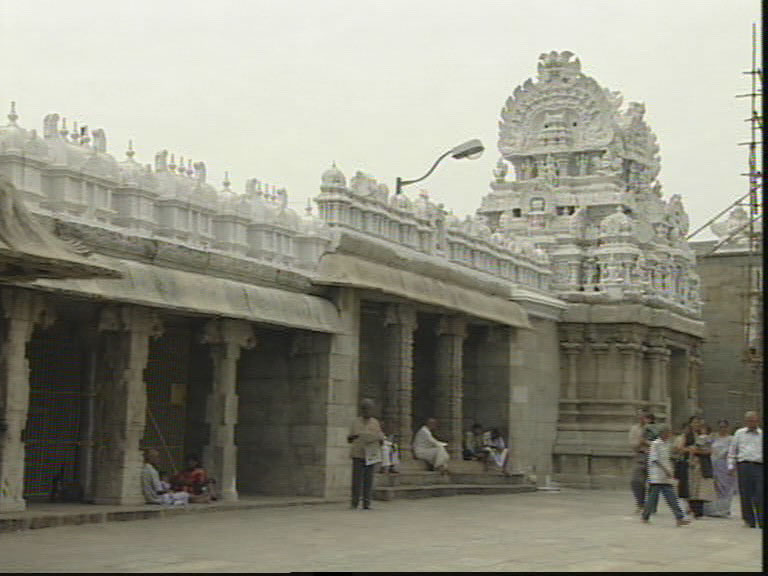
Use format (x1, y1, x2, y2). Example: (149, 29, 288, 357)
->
(728, 411, 763, 528)
(347, 398, 385, 510)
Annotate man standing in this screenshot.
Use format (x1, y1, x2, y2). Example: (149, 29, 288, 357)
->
(347, 398, 385, 510)
(728, 411, 763, 528)
(629, 409, 651, 513)
(412, 417, 450, 474)
(641, 426, 690, 526)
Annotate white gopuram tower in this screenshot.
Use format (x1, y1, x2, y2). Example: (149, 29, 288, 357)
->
(478, 51, 705, 488)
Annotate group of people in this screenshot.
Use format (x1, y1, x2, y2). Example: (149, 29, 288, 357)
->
(347, 399, 511, 509)
(463, 423, 510, 473)
(141, 448, 216, 506)
(630, 409, 763, 528)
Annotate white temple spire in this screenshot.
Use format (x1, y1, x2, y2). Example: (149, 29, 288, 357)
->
(126, 139, 135, 159)
(7, 101, 18, 125)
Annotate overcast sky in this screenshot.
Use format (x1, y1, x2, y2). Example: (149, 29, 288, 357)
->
(0, 0, 760, 239)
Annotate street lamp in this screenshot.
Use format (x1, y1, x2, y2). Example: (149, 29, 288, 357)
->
(395, 138, 484, 195)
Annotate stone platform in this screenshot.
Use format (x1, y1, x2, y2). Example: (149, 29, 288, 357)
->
(0, 496, 344, 534)
(373, 459, 538, 501)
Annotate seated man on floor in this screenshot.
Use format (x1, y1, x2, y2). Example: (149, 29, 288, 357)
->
(463, 423, 491, 463)
(141, 448, 189, 506)
(413, 417, 450, 474)
(171, 453, 215, 503)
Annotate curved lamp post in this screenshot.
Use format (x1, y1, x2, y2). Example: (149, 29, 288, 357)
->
(395, 138, 484, 195)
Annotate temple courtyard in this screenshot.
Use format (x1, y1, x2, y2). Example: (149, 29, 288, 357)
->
(0, 489, 761, 572)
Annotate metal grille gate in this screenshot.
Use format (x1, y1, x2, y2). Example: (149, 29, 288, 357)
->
(24, 325, 86, 499)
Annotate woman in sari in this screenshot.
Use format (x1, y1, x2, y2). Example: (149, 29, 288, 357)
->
(687, 421, 716, 517)
(704, 420, 736, 517)
(672, 421, 693, 516)
(172, 454, 213, 503)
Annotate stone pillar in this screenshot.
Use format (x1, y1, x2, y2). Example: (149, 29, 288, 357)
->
(0, 289, 53, 512)
(201, 318, 256, 502)
(383, 303, 417, 457)
(435, 315, 467, 460)
(688, 351, 702, 411)
(589, 342, 610, 398)
(92, 305, 162, 505)
(560, 342, 582, 399)
(616, 343, 644, 400)
(646, 346, 671, 419)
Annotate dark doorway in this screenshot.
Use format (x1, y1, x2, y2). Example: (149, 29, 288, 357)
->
(412, 313, 438, 431)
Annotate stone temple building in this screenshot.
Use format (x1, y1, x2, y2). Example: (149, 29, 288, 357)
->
(0, 51, 703, 512)
(692, 209, 763, 427)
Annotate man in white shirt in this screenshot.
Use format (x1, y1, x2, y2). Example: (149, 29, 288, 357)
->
(641, 426, 690, 526)
(412, 418, 450, 474)
(141, 448, 189, 506)
(727, 411, 763, 528)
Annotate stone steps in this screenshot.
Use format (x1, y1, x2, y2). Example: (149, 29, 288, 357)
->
(449, 473, 527, 485)
(373, 483, 537, 501)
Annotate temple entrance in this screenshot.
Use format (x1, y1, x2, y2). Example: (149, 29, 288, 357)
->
(141, 316, 212, 478)
(462, 324, 511, 442)
(24, 301, 93, 501)
(358, 302, 387, 415)
(412, 313, 438, 432)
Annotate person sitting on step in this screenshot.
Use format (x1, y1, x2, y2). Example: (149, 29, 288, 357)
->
(379, 421, 400, 474)
(171, 453, 216, 503)
(141, 449, 189, 506)
(412, 417, 450, 475)
(488, 428, 510, 475)
(463, 423, 491, 464)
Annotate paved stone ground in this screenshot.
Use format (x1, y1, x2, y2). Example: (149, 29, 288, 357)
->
(0, 489, 761, 572)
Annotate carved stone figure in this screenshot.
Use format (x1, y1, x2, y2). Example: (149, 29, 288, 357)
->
(154, 150, 168, 172)
(91, 129, 106, 153)
(43, 113, 60, 139)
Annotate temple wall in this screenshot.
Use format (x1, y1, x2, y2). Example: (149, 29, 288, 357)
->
(320, 288, 360, 499)
(693, 246, 763, 425)
(506, 317, 560, 481)
(236, 330, 320, 496)
(358, 304, 387, 412)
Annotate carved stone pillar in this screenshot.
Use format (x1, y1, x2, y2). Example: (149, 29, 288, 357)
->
(616, 343, 644, 400)
(93, 305, 163, 505)
(687, 350, 702, 407)
(435, 316, 467, 460)
(201, 318, 256, 501)
(589, 342, 610, 398)
(383, 304, 417, 457)
(560, 342, 582, 399)
(646, 346, 671, 405)
(0, 290, 53, 512)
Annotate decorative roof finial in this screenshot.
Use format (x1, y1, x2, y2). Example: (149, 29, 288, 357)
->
(186, 159, 194, 177)
(223, 171, 231, 189)
(126, 140, 135, 159)
(8, 101, 18, 125)
(168, 153, 177, 171)
(178, 156, 186, 175)
(59, 117, 69, 139)
(305, 198, 313, 216)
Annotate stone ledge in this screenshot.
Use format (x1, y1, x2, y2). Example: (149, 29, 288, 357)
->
(0, 496, 345, 534)
(373, 484, 537, 501)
